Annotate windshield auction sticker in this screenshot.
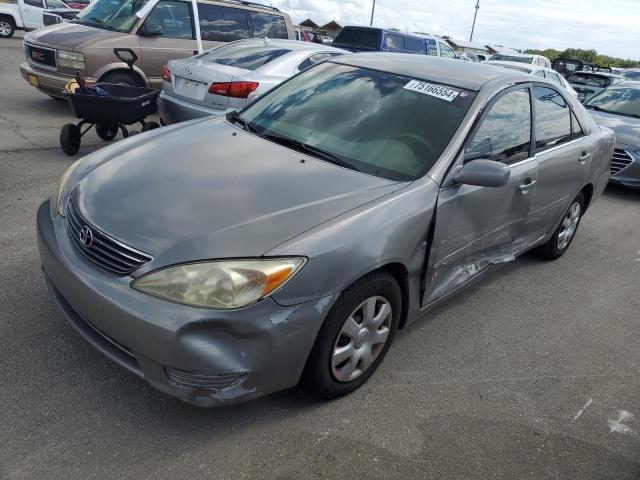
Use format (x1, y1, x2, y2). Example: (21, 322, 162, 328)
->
(403, 80, 460, 102)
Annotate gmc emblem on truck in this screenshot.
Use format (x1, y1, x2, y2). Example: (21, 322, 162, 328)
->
(31, 51, 45, 62)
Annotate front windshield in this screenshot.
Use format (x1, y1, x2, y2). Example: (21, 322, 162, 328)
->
(490, 54, 532, 64)
(74, 0, 148, 33)
(568, 73, 608, 88)
(586, 86, 640, 118)
(240, 62, 477, 181)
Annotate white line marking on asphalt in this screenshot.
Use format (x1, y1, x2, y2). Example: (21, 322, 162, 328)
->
(608, 410, 635, 434)
(572, 398, 593, 422)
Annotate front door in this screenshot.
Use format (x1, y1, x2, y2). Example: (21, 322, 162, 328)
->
(19, 0, 45, 29)
(423, 86, 538, 305)
(137, 0, 198, 87)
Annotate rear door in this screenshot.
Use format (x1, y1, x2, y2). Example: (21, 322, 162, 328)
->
(424, 86, 538, 305)
(526, 85, 589, 237)
(137, 0, 197, 87)
(19, 0, 45, 29)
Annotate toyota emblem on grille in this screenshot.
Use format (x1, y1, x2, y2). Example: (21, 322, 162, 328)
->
(184, 66, 192, 75)
(80, 226, 94, 248)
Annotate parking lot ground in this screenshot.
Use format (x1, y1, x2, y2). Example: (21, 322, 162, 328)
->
(1, 33, 640, 480)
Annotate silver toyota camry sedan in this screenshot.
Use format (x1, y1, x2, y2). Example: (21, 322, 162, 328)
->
(158, 39, 346, 124)
(37, 54, 613, 407)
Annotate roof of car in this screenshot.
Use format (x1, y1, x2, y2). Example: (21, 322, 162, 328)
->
(331, 53, 528, 91)
(225, 38, 345, 53)
(485, 60, 538, 73)
(571, 71, 624, 78)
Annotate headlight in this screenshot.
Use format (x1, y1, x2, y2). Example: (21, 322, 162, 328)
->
(54, 158, 83, 215)
(132, 258, 306, 309)
(57, 50, 86, 71)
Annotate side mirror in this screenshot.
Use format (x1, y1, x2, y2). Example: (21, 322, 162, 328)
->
(140, 22, 163, 36)
(452, 159, 510, 187)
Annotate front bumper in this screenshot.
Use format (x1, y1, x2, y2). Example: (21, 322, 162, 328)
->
(20, 61, 86, 98)
(36, 199, 336, 406)
(609, 160, 640, 189)
(158, 90, 228, 125)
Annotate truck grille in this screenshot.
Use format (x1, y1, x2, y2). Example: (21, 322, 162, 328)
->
(27, 44, 57, 69)
(66, 201, 153, 275)
(611, 149, 634, 176)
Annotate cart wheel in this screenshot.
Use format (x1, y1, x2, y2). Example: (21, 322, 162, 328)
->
(96, 124, 118, 141)
(141, 121, 160, 133)
(60, 124, 81, 156)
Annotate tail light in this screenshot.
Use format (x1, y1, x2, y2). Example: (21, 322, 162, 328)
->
(162, 65, 171, 82)
(208, 81, 259, 98)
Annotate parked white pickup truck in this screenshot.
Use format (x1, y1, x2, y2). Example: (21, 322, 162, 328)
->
(0, 0, 72, 38)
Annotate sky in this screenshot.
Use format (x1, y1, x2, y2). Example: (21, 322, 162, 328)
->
(268, 0, 640, 60)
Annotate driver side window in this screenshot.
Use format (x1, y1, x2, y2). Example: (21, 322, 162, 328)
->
(145, 0, 193, 39)
(465, 88, 532, 165)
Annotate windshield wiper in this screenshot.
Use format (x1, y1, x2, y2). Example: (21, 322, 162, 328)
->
(225, 110, 256, 133)
(75, 17, 116, 31)
(260, 132, 361, 172)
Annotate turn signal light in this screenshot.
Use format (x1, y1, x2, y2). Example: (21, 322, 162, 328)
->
(208, 81, 259, 98)
(162, 65, 171, 82)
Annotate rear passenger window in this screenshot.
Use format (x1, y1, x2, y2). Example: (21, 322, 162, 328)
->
(24, 0, 43, 6)
(251, 12, 287, 39)
(439, 42, 456, 58)
(146, 1, 193, 39)
(197, 4, 249, 42)
(385, 34, 404, 51)
(465, 89, 531, 165)
(571, 111, 584, 139)
(546, 71, 563, 85)
(534, 70, 546, 77)
(298, 53, 337, 71)
(533, 86, 572, 152)
(404, 37, 423, 53)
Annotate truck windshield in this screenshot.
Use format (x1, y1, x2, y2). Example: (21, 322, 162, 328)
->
(239, 62, 476, 181)
(74, 0, 149, 33)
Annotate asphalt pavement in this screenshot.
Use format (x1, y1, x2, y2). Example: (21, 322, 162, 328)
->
(1, 32, 639, 480)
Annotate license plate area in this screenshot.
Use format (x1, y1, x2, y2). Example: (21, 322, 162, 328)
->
(174, 77, 208, 101)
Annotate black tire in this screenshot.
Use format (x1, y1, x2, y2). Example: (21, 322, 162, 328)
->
(99, 70, 139, 86)
(302, 271, 402, 399)
(0, 17, 15, 39)
(96, 124, 118, 141)
(141, 121, 160, 133)
(60, 124, 81, 156)
(535, 192, 585, 260)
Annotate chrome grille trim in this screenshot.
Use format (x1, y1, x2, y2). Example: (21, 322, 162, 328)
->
(165, 367, 248, 391)
(66, 201, 153, 275)
(611, 149, 634, 176)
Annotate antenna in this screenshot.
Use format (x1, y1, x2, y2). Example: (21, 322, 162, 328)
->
(470, 0, 480, 42)
(370, 0, 376, 26)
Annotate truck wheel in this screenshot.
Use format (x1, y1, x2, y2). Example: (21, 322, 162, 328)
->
(60, 124, 81, 156)
(0, 17, 15, 38)
(100, 71, 139, 86)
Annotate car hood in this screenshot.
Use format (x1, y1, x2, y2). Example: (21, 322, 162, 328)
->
(73, 117, 404, 268)
(25, 22, 123, 51)
(588, 109, 640, 147)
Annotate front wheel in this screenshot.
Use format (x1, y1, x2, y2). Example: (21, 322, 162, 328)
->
(302, 271, 401, 399)
(60, 124, 81, 156)
(0, 17, 15, 38)
(535, 192, 584, 260)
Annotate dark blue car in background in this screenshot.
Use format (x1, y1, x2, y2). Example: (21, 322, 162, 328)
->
(332, 26, 458, 59)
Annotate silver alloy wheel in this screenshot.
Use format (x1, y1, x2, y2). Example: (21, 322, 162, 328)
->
(557, 201, 581, 250)
(331, 296, 392, 382)
(0, 21, 11, 36)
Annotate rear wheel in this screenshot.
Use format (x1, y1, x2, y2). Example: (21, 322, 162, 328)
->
(302, 271, 401, 399)
(60, 124, 81, 156)
(0, 17, 15, 38)
(535, 193, 584, 260)
(141, 121, 160, 133)
(96, 124, 118, 141)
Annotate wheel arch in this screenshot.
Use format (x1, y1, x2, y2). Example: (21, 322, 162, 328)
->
(0, 13, 17, 27)
(95, 64, 148, 87)
(580, 183, 594, 212)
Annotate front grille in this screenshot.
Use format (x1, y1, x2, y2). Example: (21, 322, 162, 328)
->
(611, 149, 634, 176)
(165, 367, 248, 391)
(27, 44, 56, 69)
(66, 200, 153, 275)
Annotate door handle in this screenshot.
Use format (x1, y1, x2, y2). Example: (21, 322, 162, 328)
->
(579, 151, 591, 164)
(518, 179, 537, 193)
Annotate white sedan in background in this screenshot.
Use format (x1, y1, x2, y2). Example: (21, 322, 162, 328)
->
(159, 39, 347, 125)
(486, 60, 579, 98)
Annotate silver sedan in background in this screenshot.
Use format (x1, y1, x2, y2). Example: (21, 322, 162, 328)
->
(158, 39, 347, 124)
(485, 60, 579, 97)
